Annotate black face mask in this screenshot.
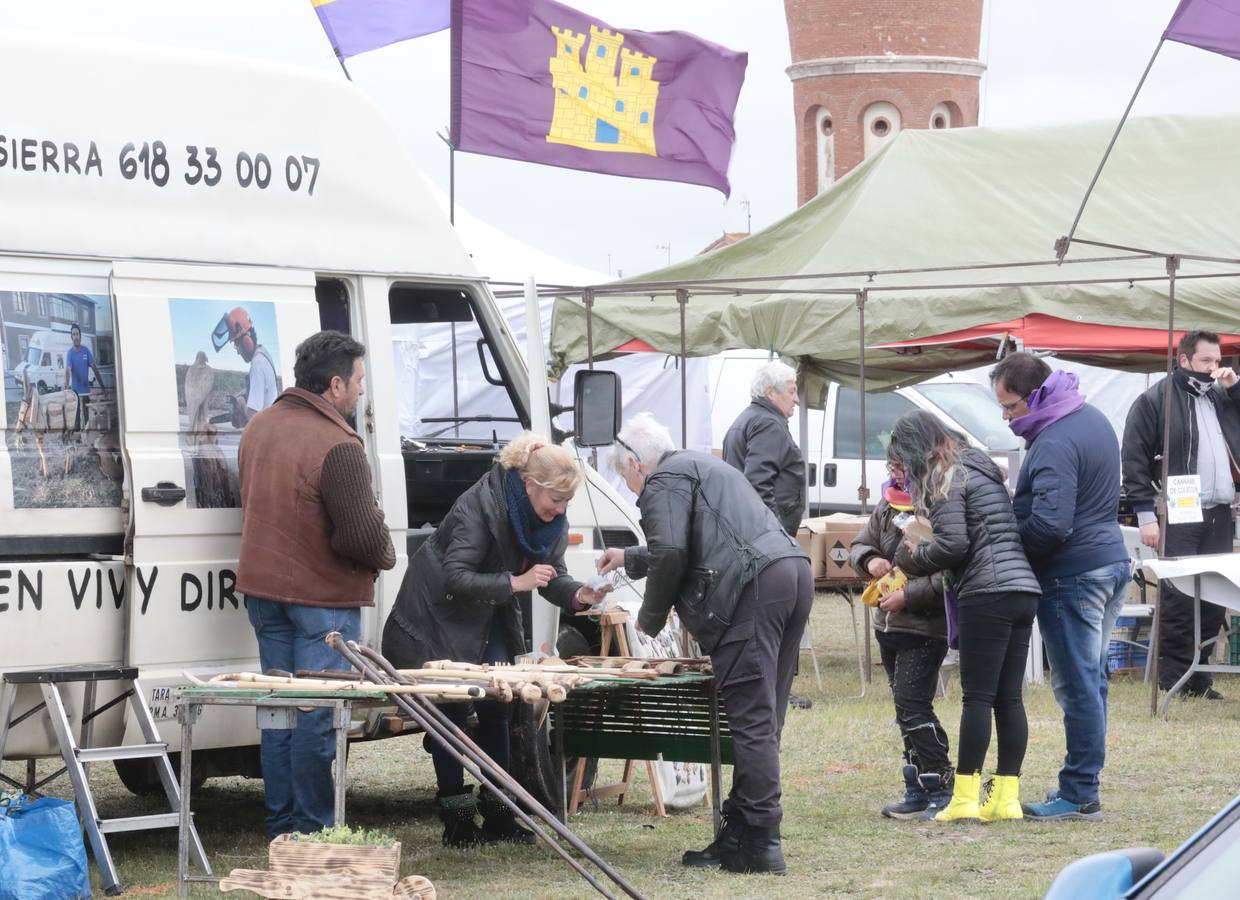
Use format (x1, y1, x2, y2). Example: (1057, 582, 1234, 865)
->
(1175, 365, 1214, 398)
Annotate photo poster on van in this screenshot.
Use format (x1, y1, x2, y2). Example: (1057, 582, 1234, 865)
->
(168, 298, 282, 508)
(0, 291, 121, 509)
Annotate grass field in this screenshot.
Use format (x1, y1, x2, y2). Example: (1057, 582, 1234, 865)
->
(5, 592, 1240, 899)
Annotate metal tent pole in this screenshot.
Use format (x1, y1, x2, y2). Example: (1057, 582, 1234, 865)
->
(857, 290, 869, 514)
(1151, 254, 1179, 714)
(799, 376, 810, 519)
(677, 289, 688, 449)
(1056, 39, 1165, 261)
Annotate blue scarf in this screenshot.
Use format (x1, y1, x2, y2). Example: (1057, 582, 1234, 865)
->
(503, 468, 567, 563)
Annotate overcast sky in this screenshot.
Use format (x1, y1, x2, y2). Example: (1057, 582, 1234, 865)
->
(8, 1, 1240, 278)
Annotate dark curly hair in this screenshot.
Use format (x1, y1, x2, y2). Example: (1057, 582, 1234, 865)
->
(293, 330, 366, 394)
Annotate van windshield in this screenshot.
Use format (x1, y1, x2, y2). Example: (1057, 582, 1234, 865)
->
(25, 345, 43, 366)
(917, 382, 1020, 451)
(389, 286, 524, 444)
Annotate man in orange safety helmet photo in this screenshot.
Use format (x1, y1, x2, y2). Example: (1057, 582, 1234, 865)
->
(212, 306, 278, 427)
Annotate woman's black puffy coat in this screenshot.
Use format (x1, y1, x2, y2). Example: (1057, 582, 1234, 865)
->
(896, 449, 1040, 601)
(382, 464, 580, 668)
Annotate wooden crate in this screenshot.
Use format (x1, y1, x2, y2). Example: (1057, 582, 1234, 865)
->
(219, 834, 437, 899)
(268, 834, 401, 883)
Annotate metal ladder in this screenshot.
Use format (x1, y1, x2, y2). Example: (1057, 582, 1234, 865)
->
(0, 665, 209, 896)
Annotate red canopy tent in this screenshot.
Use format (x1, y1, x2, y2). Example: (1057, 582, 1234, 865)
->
(876, 313, 1240, 367)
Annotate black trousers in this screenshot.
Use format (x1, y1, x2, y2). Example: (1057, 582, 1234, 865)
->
(1159, 504, 1233, 693)
(709, 556, 813, 827)
(955, 592, 1039, 776)
(875, 630, 952, 779)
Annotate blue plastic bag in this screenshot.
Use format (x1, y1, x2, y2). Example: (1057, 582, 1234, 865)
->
(0, 794, 92, 900)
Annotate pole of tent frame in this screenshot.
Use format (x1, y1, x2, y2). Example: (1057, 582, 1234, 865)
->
(799, 374, 810, 520)
(857, 290, 869, 514)
(1151, 254, 1178, 714)
(1056, 39, 1164, 261)
(584, 287, 597, 469)
(583, 288, 595, 371)
(677, 289, 689, 449)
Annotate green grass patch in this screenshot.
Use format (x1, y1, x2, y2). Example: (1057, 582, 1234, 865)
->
(5, 591, 1239, 898)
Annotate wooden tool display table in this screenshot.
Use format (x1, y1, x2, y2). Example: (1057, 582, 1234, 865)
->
(551, 673, 733, 835)
(568, 608, 665, 816)
(174, 687, 390, 898)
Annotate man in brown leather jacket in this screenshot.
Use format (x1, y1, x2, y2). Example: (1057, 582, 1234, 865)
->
(237, 330, 396, 838)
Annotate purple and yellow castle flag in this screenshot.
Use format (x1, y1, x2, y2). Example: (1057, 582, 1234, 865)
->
(450, 0, 748, 196)
(313, 0, 450, 60)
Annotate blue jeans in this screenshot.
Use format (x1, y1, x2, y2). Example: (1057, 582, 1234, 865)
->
(1036, 562, 1129, 805)
(246, 597, 361, 837)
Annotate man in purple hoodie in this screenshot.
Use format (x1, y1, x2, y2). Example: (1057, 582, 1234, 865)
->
(991, 353, 1130, 822)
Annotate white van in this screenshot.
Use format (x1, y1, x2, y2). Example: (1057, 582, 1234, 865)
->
(709, 353, 1019, 513)
(0, 31, 642, 790)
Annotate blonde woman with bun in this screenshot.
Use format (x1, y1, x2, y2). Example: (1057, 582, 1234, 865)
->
(382, 433, 610, 847)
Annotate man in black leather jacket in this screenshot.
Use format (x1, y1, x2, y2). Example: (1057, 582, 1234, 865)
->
(722, 360, 806, 536)
(1122, 330, 1240, 699)
(722, 361, 814, 711)
(598, 413, 811, 876)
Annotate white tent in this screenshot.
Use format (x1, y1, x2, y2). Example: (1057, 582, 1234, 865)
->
(392, 182, 713, 509)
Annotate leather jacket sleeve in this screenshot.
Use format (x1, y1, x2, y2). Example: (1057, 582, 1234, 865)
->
(740, 418, 784, 510)
(633, 476, 692, 636)
(443, 522, 516, 607)
(539, 538, 582, 612)
(1121, 389, 1161, 515)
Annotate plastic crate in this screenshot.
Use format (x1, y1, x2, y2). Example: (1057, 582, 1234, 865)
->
(1107, 615, 1150, 674)
(1231, 616, 1240, 666)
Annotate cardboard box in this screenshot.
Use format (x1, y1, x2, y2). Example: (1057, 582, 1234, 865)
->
(796, 522, 825, 578)
(799, 514, 870, 579)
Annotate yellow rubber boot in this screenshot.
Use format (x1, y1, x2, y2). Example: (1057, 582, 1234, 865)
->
(934, 772, 982, 822)
(980, 775, 1023, 822)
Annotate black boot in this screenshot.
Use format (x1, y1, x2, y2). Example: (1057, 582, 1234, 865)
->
(478, 788, 537, 844)
(722, 822, 786, 876)
(682, 800, 743, 867)
(437, 787, 489, 848)
(881, 764, 930, 819)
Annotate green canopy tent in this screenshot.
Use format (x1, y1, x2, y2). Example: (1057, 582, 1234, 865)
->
(548, 115, 1240, 405)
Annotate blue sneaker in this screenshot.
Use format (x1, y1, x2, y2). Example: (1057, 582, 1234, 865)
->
(1022, 795, 1103, 821)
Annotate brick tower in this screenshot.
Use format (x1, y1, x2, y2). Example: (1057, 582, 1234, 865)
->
(783, 0, 985, 206)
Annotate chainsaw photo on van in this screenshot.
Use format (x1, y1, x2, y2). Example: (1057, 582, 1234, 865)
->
(171, 299, 283, 509)
(2, 291, 121, 508)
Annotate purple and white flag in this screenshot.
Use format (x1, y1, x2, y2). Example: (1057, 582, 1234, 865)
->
(1164, 0, 1240, 61)
(450, 0, 747, 195)
(314, 0, 450, 60)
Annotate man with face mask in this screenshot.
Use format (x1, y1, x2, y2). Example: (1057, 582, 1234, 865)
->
(1122, 330, 1240, 701)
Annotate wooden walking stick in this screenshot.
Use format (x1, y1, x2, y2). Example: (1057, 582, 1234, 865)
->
(328, 636, 645, 900)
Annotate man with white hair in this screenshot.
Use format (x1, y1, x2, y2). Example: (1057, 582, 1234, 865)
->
(722, 361, 812, 711)
(598, 413, 811, 876)
(722, 361, 805, 536)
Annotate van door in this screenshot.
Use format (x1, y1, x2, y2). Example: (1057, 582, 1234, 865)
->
(110, 261, 320, 747)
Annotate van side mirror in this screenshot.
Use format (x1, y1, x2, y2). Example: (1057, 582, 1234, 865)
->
(573, 370, 622, 447)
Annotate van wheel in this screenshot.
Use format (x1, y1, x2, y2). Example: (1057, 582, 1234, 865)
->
(114, 754, 207, 796)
